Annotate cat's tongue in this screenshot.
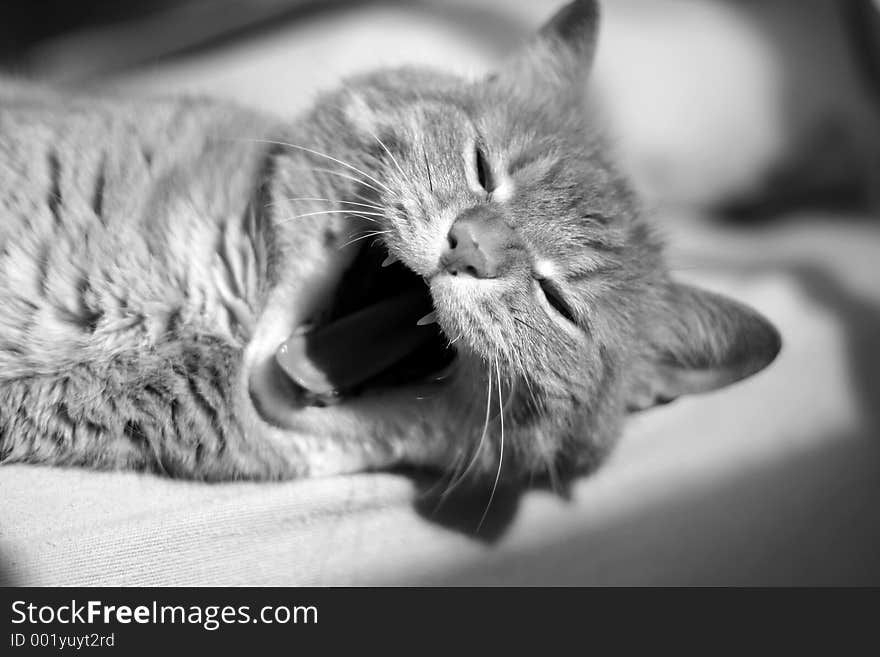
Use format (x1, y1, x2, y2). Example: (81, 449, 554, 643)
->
(275, 289, 436, 396)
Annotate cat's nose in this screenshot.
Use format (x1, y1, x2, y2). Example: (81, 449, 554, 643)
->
(441, 209, 518, 279)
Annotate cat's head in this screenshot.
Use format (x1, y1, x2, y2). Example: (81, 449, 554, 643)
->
(258, 0, 781, 480)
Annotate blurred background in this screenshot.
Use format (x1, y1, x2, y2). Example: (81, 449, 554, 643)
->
(2, 0, 879, 214)
(1, 0, 879, 584)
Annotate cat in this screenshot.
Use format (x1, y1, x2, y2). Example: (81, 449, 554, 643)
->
(0, 0, 780, 485)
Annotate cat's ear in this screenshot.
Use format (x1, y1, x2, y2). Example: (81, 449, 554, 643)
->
(537, 0, 600, 69)
(627, 282, 782, 411)
(495, 0, 600, 95)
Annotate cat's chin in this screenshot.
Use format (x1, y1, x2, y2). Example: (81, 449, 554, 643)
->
(248, 237, 459, 428)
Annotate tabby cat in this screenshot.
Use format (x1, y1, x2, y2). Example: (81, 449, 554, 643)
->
(0, 0, 780, 485)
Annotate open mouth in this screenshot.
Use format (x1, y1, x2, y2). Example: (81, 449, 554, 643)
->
(274, 237, 457, 407)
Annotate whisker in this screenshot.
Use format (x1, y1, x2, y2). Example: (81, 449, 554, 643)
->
(478, 360, 504, 532)
(423, 151, 434, 193)
(368, 130, 406, 179)
(430, 372, 485, 509)
(353, 191, 380, 205)
(499, 366, 518, 415)
(343, 214, 384, 224)
(276, 210, 381, 227)
(442, 365, 492, 499)
(290, 209, 384, 219)
(518, 361, 538, 410)
(507, 319, 539, 410)
(272, 197, 385, 212)
(424, 454, 463, 502)
(284, 165, 386, 195)
(338, 230, 391, 249)
(433, 363, 494, 508)
(512, 315, 541, 333)
(241, 138, 392, 193)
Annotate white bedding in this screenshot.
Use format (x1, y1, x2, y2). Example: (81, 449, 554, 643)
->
(2, 1, 879, 586)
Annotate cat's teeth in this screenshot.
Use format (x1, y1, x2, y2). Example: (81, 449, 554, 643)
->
(417, 311, 438, 326)
(381, 254, 398, 268)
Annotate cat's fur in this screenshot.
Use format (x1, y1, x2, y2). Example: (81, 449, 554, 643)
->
(0, 1, 780, 483)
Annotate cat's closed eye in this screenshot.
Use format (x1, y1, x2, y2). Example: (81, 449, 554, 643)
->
(536, 277, 578, 325)
(474, 143, 495, 193)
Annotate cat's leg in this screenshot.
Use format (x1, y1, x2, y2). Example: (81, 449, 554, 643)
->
(0, 334, 308, 480)
(0, 331, 456, 479)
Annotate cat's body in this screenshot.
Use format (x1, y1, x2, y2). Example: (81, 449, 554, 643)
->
(0, 85, 466, 479)
(0, 1, 780, 484)
(0, 89, 280, 477)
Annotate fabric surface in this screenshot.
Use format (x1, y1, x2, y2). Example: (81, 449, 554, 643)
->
(3, 212, 877, 586)
(2, 1, 879, 586)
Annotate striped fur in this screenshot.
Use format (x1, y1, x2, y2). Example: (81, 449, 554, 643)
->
(0, 1, 780, 483)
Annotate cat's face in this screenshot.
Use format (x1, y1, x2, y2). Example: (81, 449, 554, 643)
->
(256, 0, 781, 481)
